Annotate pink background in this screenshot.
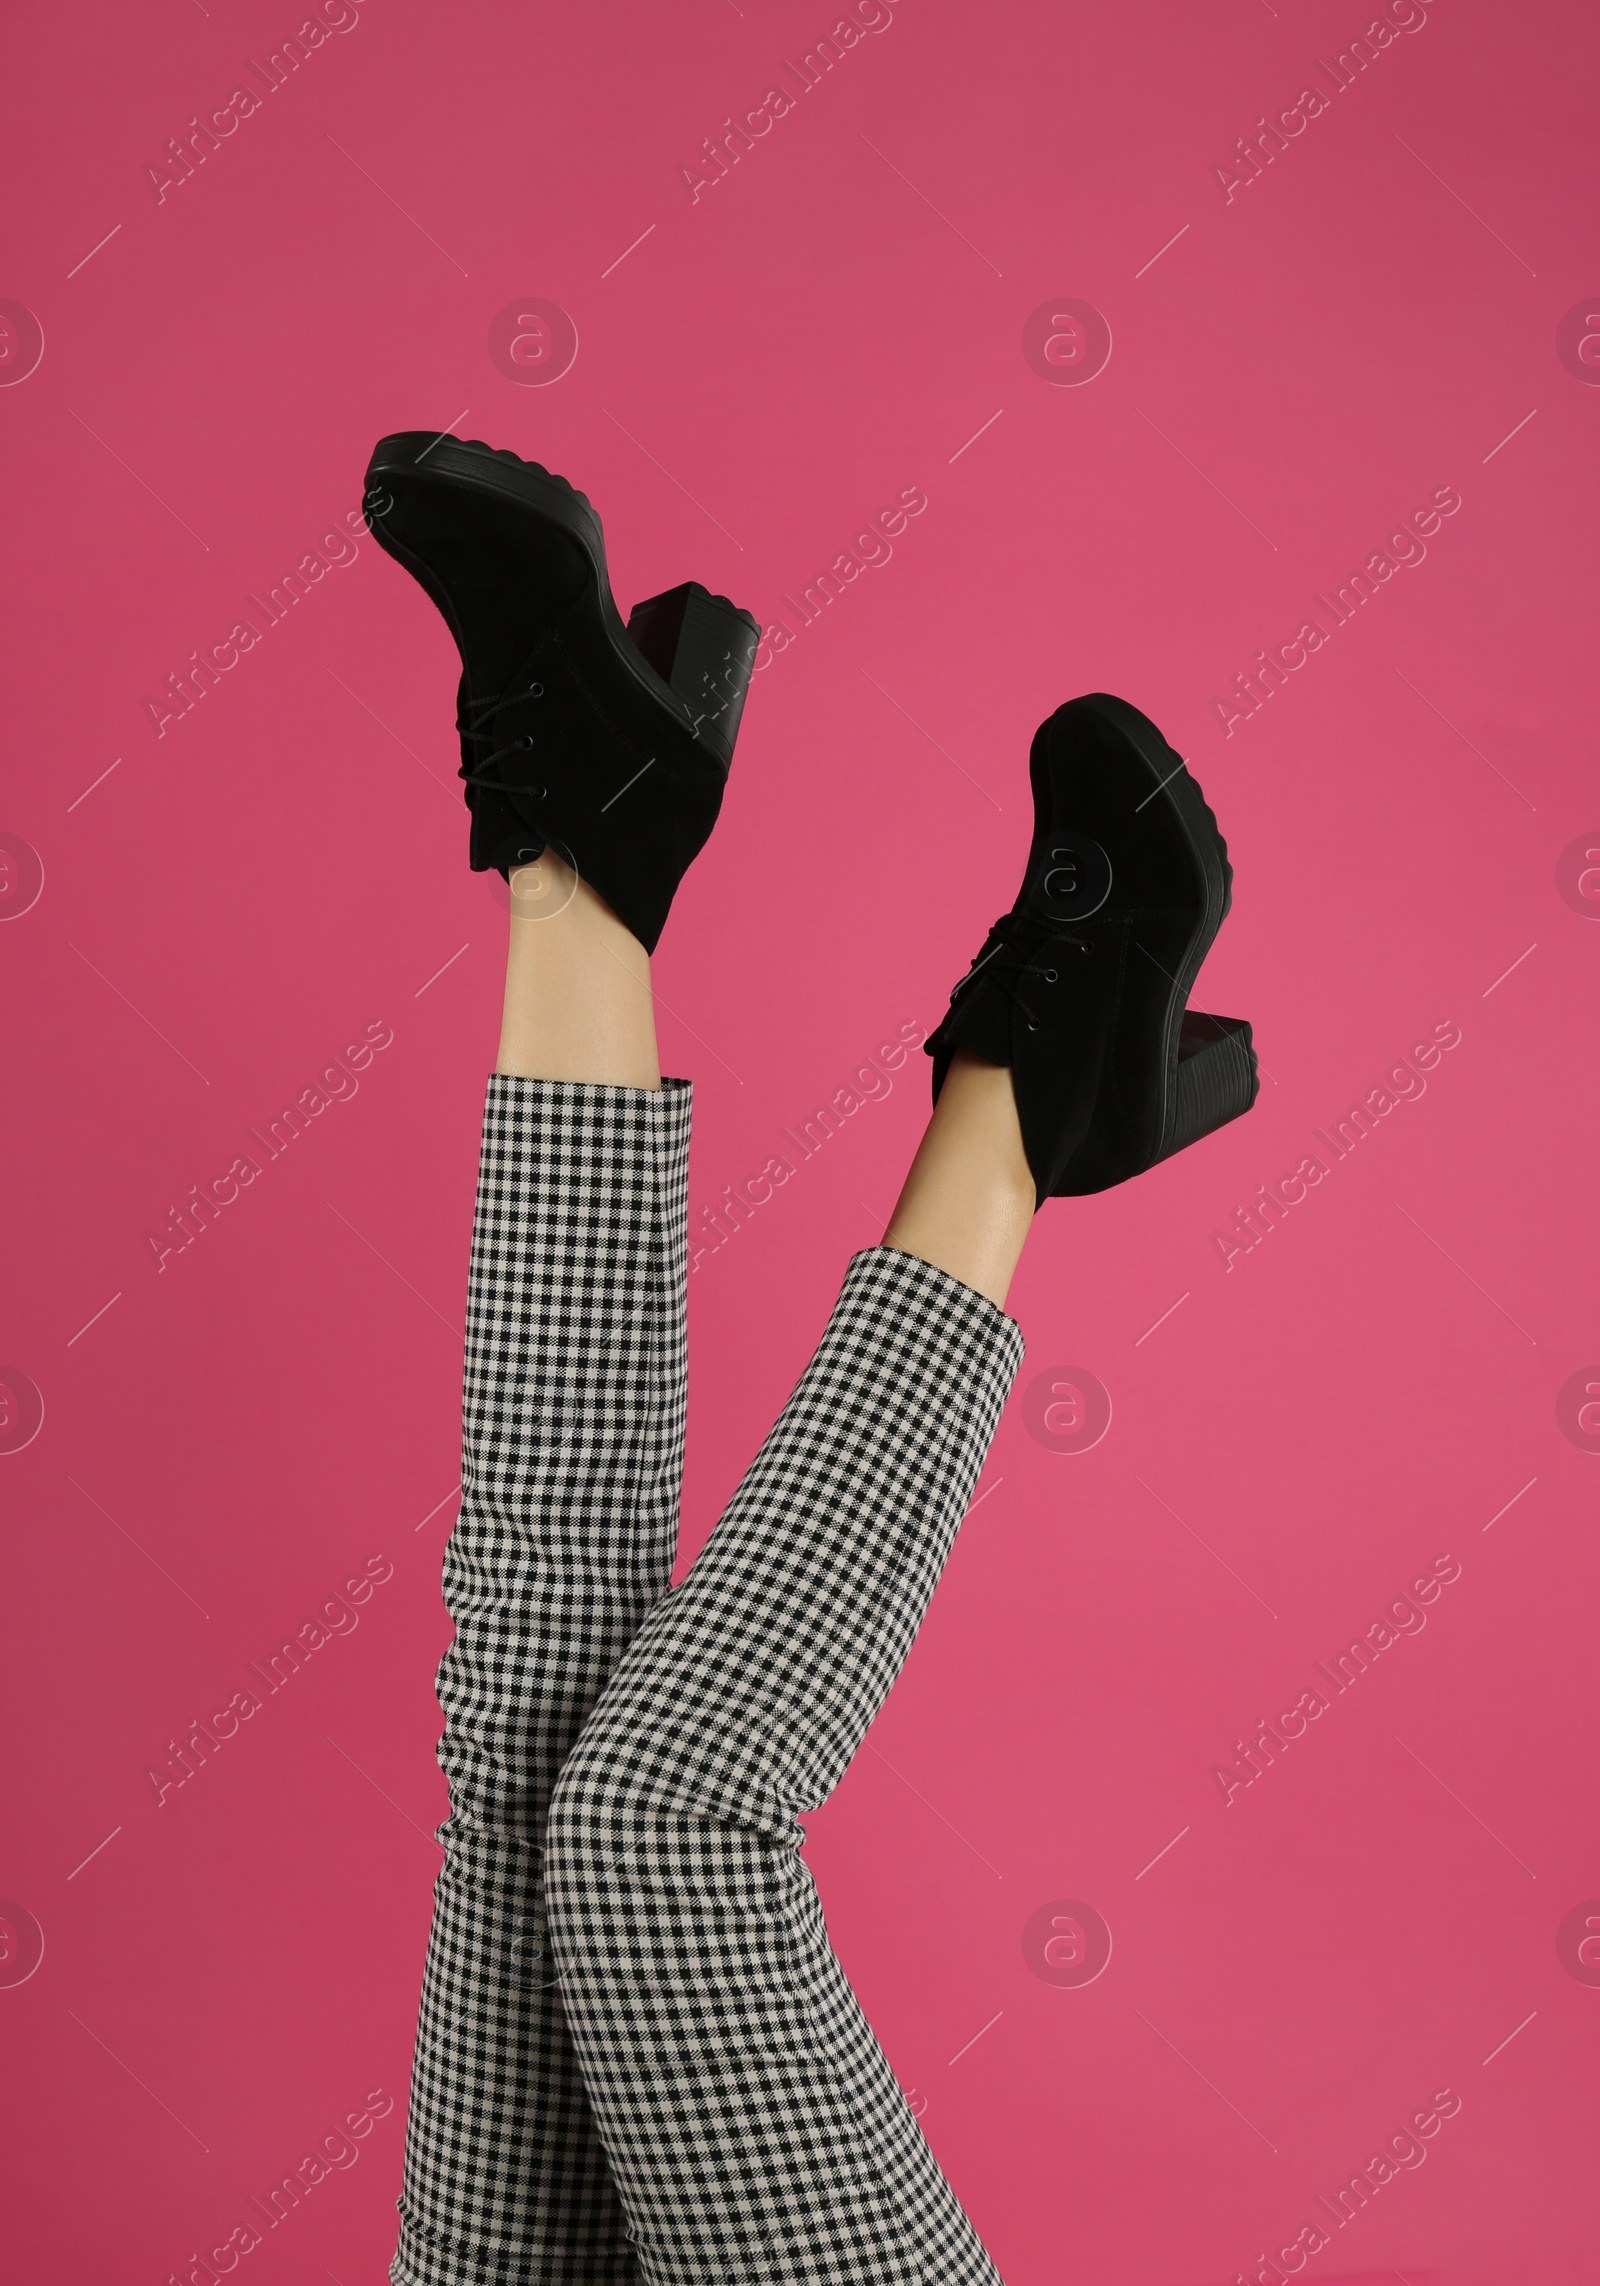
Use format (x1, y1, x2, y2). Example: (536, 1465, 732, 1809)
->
(3, 0, 1596, 2278)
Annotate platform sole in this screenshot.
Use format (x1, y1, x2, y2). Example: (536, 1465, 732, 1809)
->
(363, 432, 759, 767)
(1031, 695, 1255, 1194)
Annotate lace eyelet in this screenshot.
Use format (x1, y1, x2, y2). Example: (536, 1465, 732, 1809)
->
(520, 736, 535, 751)
(1043, 968, 1058, 983)
(528, 682, 543, 697)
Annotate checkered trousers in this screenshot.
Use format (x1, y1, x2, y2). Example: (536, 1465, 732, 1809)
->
(393, 1075, 692, 2286)
(393, 1074, 1025, 2286)
(545, 1244, 1024, 2284)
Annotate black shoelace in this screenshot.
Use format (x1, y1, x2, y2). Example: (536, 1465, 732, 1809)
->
(454, 683, 544, 791)
(947, 918, 1094, 1033)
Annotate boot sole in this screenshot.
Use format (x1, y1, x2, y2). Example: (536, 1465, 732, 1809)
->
(1036, 694, 1254, 1188)
(363, 432, 759, 765)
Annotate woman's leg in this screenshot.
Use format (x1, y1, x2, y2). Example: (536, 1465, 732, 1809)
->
(531, 686, 1257, 2282)
(494, 850, 661, 1090)
(881, 1048, 1036, 1308)
(541, 1052, 1033, 2285)
(393, 856, 685, 2286)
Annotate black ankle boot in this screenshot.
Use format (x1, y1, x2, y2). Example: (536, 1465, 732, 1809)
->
(362, 432, 760, 953)
(925, 693, 1258, 1202)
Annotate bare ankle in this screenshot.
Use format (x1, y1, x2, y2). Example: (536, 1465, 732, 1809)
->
(496, 851, 660, 1087)
(882, 1052, 1035, 1309)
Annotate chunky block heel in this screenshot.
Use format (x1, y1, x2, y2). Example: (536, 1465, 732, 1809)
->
(1166, 1010, 1259, 1161)
(926, 693, 1259, 1203)
(626, 583, 759, 772)
(361, 431, 759, 950)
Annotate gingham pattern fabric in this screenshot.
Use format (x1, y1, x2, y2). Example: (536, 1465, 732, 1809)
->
(393, 1074, 692, 2286)
(393, 1073, 1025, 2286)
(545, 1244, 1024, 2285)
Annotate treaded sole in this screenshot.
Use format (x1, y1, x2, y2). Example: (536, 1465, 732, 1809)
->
(363, 432, 731, 741)
(366, 430, 606, 552)
(1053, 692, 1234, 1165)
(365, 432, 756, 650)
